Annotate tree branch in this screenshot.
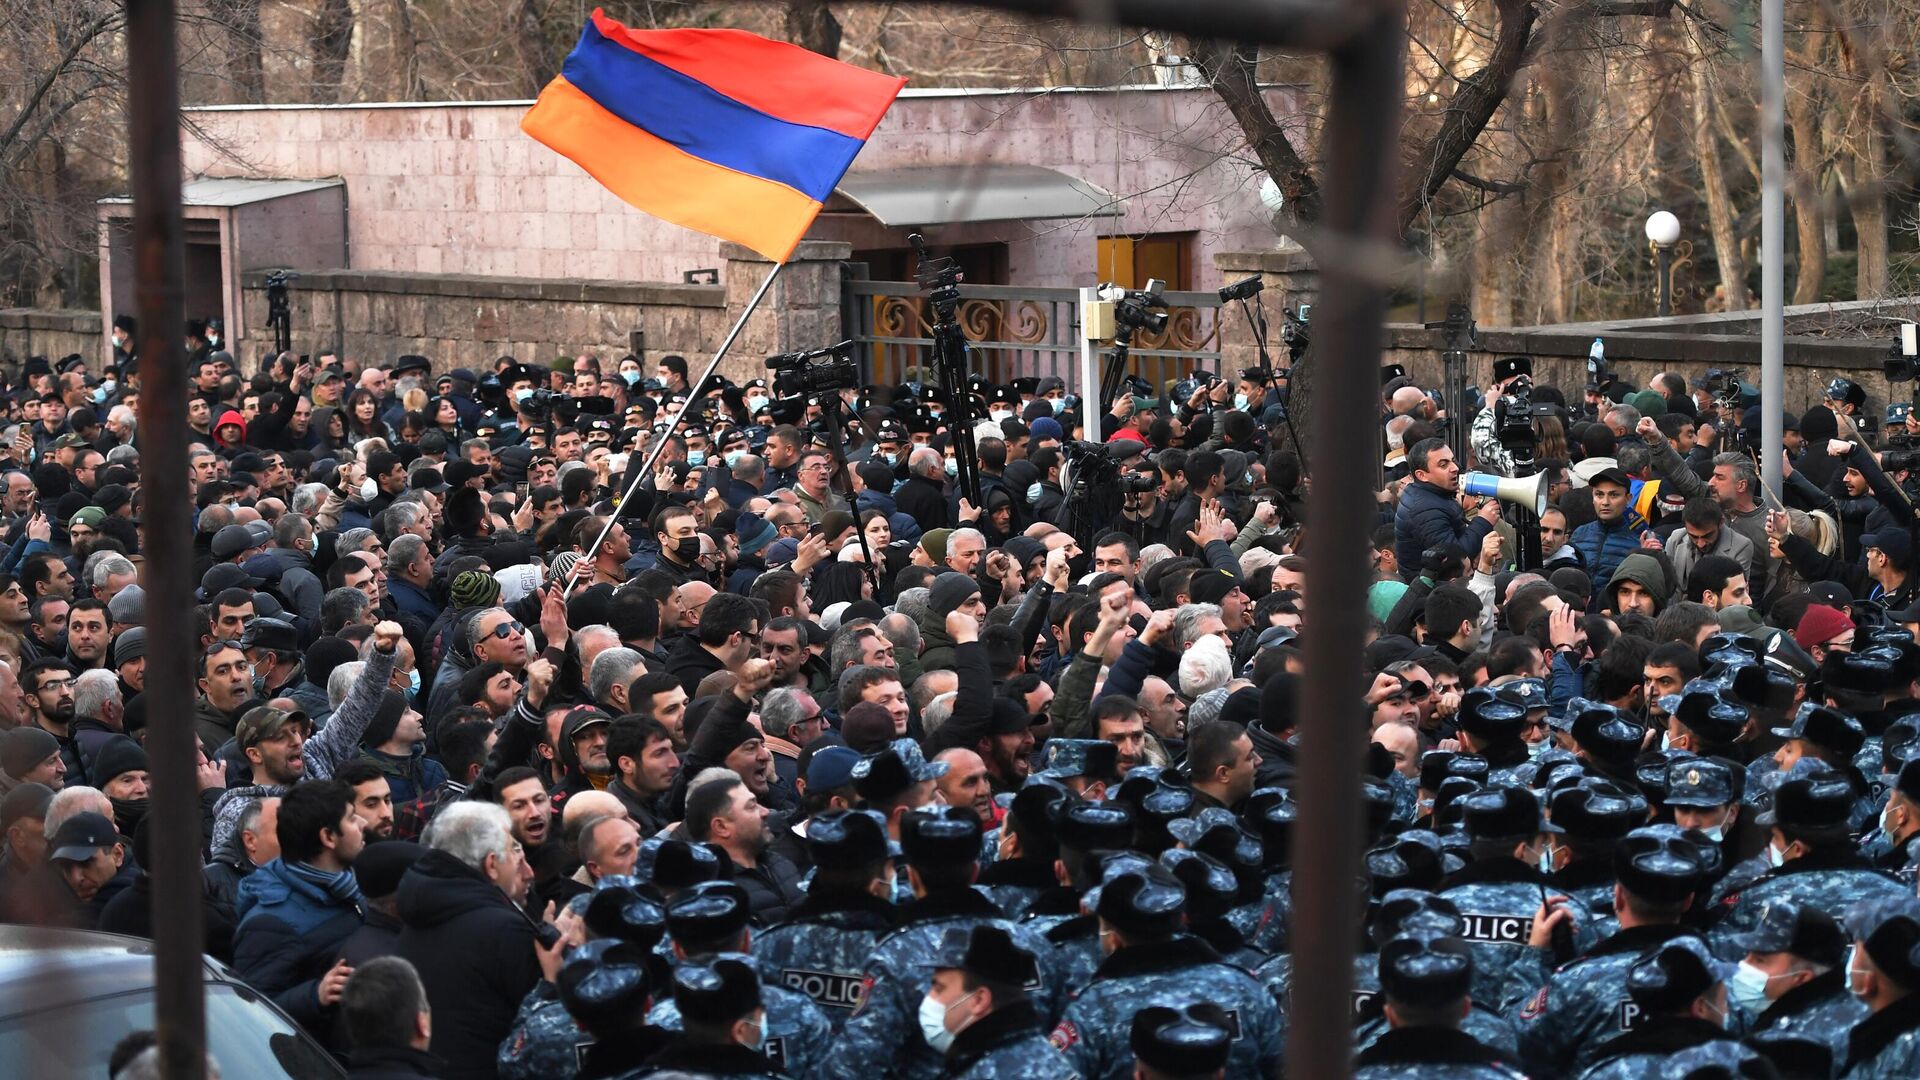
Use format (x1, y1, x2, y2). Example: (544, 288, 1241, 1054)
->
(0, 10, 123, 162)
(1188, 38, 1323, 227)
(1451, 168, 1529, 194)
(1396, 0, 1537, 233)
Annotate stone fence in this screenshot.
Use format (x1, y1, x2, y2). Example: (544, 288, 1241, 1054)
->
(0, 309, 102, 368)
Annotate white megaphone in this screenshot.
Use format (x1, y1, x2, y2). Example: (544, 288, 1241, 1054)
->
(1461, 471, 1549, 517)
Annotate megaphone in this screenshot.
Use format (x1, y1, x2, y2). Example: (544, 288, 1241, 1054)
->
(1461, 471, 1549, 517)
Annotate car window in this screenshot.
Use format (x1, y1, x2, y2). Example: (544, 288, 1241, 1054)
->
(0, 983, 339, 1077)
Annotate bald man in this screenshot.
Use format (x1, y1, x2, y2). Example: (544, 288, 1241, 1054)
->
(934, 748, 994, 820)
(675, 581, 716, 631)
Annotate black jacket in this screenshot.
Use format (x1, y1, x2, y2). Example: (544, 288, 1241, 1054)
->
(895, 474, 948, 530)
(394, 849, 542, 1080)
(666, 635, 726, 698)
(727, 849, 804, 926)
(1246, 719, 1297, 790)
(346, 1046, 447, 1079)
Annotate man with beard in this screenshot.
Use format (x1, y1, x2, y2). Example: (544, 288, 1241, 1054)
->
(1091, 696, 1149, 777)
(358, 687, 443, 806)
(650, 504, 706, 588)
(933, 748, 995, 821)
(489, 766, 568, 910)
(62, 599, 108, 674)
(194, 642, 257, 755)
(337, 759, 397, 842)
(21, 659, 81, 781)
(26, 596, 66, 661)
(605, 715, 678, 837)
(551, 706, 615, 804)
(684, 769, 803, 923)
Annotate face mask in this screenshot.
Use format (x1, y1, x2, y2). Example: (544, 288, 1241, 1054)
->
(725, 450, 747, 469)
(990, 410, 1012, 424)
(1882, 805, 1902, 841)
(1698, 823, 1725, 844)
(918, 990, 978, 1054)
(1727, 961, 1778, 1015)
(1050, 397, 1066, 414)
(1026, 482, 1043, 503)
(686, 450, 706, 467)
(748, 395, 770, 414)
(879, 451, 897, 467)
(673, 536, 701, 564)
(1234, 393, 1250, 411)
(1659, 730, 1672, 752)
(110, 796, 149, 835)
(742, 1015, 766, 1053)
(513, 388, 534, 405)
(1537, 843, 1560, 875)
(1765, 841, 1786, 869)
(944, 459, 958, 478)
(406, 668, 421, 701)
(1849, 944, 1870, 999)
(617, 370, 639, 386)
(1526, 738, 1550, 760)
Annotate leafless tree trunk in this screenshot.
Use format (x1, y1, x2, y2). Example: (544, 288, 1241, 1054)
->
(389, 0, 422, 100)
(1687, 25, 1747, 309)
(513, 0, 558, 96)
(1787, 28, 1827, 304)
(310, 0, 357, 104)
(211, 0, 264, 103)
(786, 0, 844, 59)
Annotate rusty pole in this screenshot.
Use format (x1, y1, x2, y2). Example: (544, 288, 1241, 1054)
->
(1286, 6, 1405, 1080)
(125, 0, 206, 1076)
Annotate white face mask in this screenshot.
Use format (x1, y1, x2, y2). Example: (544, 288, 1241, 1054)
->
(1026, 482, 1043, 503)
(1727, 961, 1780, 1015)
(1526, 738, 1550, 760)
(1234, 393, 1250, 411)
(990, 410, 1012, 424)
(1765, 841, 1786, 869)
(1049, 397, 1066, 414)
(918, 990, 978, 1054)
(1848, 944, 1870, 999)
(748, 395, 770, 414)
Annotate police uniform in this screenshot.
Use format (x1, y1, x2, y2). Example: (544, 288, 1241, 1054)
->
(641, 959, 789, 1080)
(1708, 765, 1909, 956)
(1438, 786, 1560, 1011)
(549, 938, 675, 1080)
(1662, 757, 1742, 886)
(750, 811, 901, 1031)
(977, 783, 1072, 921)
(1540, 778, 1646, 960)
(500, 883, 669, 1080)
(1723, 900, 1865, 1065)
(930, 926, 1078, 1080)
(645, 882, 831, 1076)
(1049, 863, 1283, 1080)
(1027, 801, 1139, 992)
(1167, 809, 1279, 961)
(1837, 897, 1920, 1078)
(1574, 939, 1748, 1080)
(827, 806, 1064, 1080)
(1354, 933, 1526, 1079)
(1511, 830, 1712, 1076)
(1772, 702, 1876, 832)
(854, 739, 953, 907)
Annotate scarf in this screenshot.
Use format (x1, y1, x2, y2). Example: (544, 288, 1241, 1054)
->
(284, 858, 367, 910)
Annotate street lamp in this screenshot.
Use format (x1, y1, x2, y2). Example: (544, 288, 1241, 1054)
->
(1646, 210, 1681, 318)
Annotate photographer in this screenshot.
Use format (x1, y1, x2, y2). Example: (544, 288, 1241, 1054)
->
(1469, 366, 1531, 477)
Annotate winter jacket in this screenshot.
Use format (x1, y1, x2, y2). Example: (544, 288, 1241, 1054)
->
(666, 635, 726, 698)
(1663, 524, 1758, 595)
(1247, 719, 1298, 791)
(346, 1046, 447, 1080)
(1394, 480, 1494, 581)
(232, 859, 366, 1030)
(242, 547, 325, 638)
(394, 848, 543, 1080)
(917, 612, 959, 674)
(855, 487, 923, 546)
(361, 744, 449, 806)
(1571, 516, 1648, 597)
(895, 474, 948, 530)
(195, 697, 245, 758)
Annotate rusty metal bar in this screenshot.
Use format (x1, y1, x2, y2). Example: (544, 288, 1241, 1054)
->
(125, 0, 206, 1076)
(1286, 6, 1405, 1080)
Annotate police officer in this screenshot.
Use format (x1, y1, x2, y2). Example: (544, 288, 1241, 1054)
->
(1049, 863, 1283, 1080)
(1723, 900, 1863, 1061)
(1707, 763, 1907, 944)
(1127, 1004, 1232, 1080)
(1565, 702, 1645, 791)
(750, 810, 899, 1032)
(1575, 939, 1747, 1078)
(828, 805, 1062, 1080)
(1160, 848, 1264, 968)
(1354, 932, 1526, 1079)
(643, 958, 786, 1079)
(1417, 753, 1491, 828)
(1661, 679, 1750, 762)
(1870, 757, 1920, 880)
(648, 881, 833, 1077)
(1033, 799, 1136, 989)
(976, 784, 1069, 921)
(498, 881, 667, 1080)
(924, 926, 1076, 1080)
(1341, 890, 1520, 1060)
(1663, 756, 1745, 869)
(1438, 785, 1562, 1011)
(1167, 807, 1276, 953)
(553, 939, 673, 1078)
(1510, 829, 1710, 1075)
(1770, 702, 1874, 830)
(1033, 738, 1120, 802)
(1454, 689, 1532, 782)
(1540, 778, 1644, 952)
(1242, 787, 1296, 955)
(853, 738, 950, 905)
(1838, 896, 1920, 1077)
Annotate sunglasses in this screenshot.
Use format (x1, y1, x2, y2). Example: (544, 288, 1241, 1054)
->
(483, 619, 527, 640)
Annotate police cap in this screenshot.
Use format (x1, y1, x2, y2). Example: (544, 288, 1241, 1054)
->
(1613, 827, 1708, 904)
(1364, 830, 1454, 897)
(1459, 785, 1559, 841)
(1730, 900, 1847, 967)
(583, 881, 668, 948)
(1372, 890, 1465, 946)
(1129, 1004, 1232, 1076)
(1569, 704, 1646, 767)
(1664, 757, 1741, 809)
(1418, 751, 1489, 792)
(1377, 932, 1475, 1008)
(1846, 896, 1920, 991)
(1769, 703, 1867, 760)
(1094, 863, 1187, 938)
(1755, 763, 1854, 835)
(1823, 650, 1895, 695)
(663, 881, 751, 949)
(1051, 800, 1134, 853)
(1037, 738, 1120, 782)
(671, 957, 762, 1027)
(1456, 687, 1528, 741)
(1626, 939, 1734, 1014)
(898, 805, 984, 869)
(638, 838, 727, 889)
(1158, 848, 1240, 921)
(805, 809, 892, 870)
(1670, 681, 1749, 744)
(932, 925, 1037, 988)
(1549, 779, 1646, 841)
(557, 939, 655, 1036)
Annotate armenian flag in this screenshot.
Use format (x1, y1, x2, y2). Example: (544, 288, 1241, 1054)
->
(522, 10, 907, 262)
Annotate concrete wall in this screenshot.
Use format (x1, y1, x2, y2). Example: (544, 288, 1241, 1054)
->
(179, 85, 1295, 290)
(0, 310, 100, 368)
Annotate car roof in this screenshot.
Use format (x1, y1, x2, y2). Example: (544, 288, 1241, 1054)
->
(0, 925, 226, 1019)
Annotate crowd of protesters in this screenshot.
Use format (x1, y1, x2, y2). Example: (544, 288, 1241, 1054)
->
(3, 319, 1920, 1078)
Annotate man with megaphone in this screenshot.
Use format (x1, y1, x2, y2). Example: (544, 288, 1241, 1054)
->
(1392, 439, 1502, 581)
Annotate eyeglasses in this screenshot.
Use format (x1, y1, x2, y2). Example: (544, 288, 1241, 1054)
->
(483, 619, 526, 640)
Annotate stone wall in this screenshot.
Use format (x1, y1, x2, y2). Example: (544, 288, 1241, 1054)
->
(0, 309, 103, 369)
(235, 241, 850, 384)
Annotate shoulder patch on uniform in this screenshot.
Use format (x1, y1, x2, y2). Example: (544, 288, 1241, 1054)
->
(849, 974, 876, 1017)
(1519, 986, 1548, 1020)
(1049, 1021, 1079, 1051)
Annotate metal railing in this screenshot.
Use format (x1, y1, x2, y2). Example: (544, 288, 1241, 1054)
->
(844, 278, 1225, 391)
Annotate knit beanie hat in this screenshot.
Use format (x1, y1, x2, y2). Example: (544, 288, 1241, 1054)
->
(91, 735, 148, 787)
(451, 569, 501, 609)
(1794, 604, 1855, 651)
(839, 702, 897, 754)
(0, 727, 60, 778)
(689, 706, 757, 763)
(305, 636, 360, 688)
(360, 689, 412, 749)
(930, 572, 980, 617)
(1628, 389, 1666, 420)
(920, 529, 953, 567)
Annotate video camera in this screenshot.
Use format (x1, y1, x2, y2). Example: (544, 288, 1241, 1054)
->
(1099, 280, 1169, 336)
(477, 365, 614, 425)
(1281, 304, 1311, 351)
(1886, 323, 1920, 383)
(768, 341, 859, 398)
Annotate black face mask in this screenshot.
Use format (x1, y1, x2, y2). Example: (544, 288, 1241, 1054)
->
(672, 536, 701, 565)
(110, 797, 148, 836)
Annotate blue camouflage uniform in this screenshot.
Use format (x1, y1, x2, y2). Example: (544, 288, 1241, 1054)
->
(975, 857, 1060, 921)
(644, 951, 832, 1077)
(1051, 935, 1282, 1080)
(1352, 1027, 1527, 1079)
(1708, 849, 1909, 958)
(1438, 855, 1553, 1012)
(1841, 998, 1920, 1078)
(749, 888, 899, 1031)
(496, 981, 593, 1080)
(938, 1002, 1078, 1080)
(1836, 895, 1920, 1078)
(1511, 925, 1709, 1075)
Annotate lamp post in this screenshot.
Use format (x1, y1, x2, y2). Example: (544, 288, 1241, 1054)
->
(1646, 210, 1681, 318)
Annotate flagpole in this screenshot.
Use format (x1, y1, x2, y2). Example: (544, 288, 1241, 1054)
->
(570, 259, 786, 595)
